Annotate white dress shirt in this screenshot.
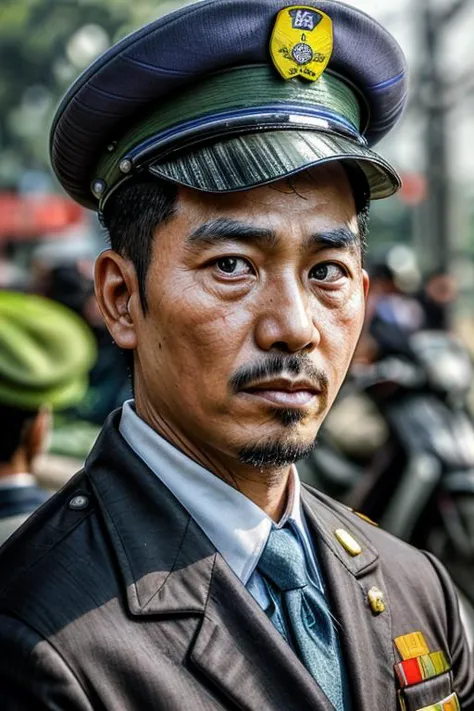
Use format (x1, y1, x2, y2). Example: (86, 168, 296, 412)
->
(119, 400, 325, 610)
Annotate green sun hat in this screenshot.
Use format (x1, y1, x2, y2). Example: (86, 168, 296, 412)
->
(0, 291, 97, 411)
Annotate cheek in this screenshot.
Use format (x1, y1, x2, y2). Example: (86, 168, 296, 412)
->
(144, 271, 254, 380)
(319, 286, 366, 374)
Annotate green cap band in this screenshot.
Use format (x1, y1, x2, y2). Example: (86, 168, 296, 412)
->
(94, 65, 367, 206)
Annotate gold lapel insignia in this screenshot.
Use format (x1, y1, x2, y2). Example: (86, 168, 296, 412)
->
(354, 511, 379, 527)
(334, 528, 362, 557)
(367, 586, 386, 615)
(270, 5, 333, 82)
(394, 631, 430, 660)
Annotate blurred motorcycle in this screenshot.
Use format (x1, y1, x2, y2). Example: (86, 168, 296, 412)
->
(299, 324, 474, 621)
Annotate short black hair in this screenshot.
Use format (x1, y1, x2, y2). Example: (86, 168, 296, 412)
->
(102, 164, 370, 311)
(342, 162, 370, 253)
(102, 179, 178, 311)
(0, 404, 38, 463)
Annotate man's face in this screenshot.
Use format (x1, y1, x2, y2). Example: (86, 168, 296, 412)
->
(133, 165, 369, 468)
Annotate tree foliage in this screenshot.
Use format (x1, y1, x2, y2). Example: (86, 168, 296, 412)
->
(0, 0, 186, 186)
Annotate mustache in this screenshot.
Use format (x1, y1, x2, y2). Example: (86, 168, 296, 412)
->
(229, 354, 329, 395)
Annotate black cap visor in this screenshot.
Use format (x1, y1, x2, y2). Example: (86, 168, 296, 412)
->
(148, 129, 400, 199)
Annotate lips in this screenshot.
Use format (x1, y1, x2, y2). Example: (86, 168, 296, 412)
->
(242, 378, 320, 407)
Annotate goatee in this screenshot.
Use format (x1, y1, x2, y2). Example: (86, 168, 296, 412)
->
(238, 438, 317, 468)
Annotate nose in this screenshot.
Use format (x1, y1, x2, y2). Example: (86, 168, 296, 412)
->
(254, 274, 320, 353)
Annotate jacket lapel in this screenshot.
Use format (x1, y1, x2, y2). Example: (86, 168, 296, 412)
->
(301, 487, 397, 711)
(190, 553, 337, 711)
(86, 416, 338, 711)
(86, 415, 216, 616)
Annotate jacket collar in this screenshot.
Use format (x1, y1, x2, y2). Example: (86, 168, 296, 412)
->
(85, 412, 387, 615)
(85, 411, 217, 616)
(301, 484, 379, 577)
(302, 485, 396, 711)
(85, 414, 395, 711)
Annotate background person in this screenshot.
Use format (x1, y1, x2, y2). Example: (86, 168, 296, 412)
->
(418, 270, 458, 331)
(42, 262, 131, 424)
(0, 291, 96, 544)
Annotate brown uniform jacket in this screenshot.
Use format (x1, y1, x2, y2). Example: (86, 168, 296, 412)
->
(0, 412, 473, 711)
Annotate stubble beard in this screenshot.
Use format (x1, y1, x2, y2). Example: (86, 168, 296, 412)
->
(231, 353, 328, 469)
(237, 407, 318, 468)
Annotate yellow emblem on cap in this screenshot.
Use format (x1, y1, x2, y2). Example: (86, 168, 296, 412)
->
(270, 5, 333, 82)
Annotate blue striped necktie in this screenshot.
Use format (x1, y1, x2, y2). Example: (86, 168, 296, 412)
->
(258, 526, 346, 711)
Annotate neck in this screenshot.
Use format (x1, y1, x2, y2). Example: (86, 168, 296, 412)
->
(136, 399, 291, 522)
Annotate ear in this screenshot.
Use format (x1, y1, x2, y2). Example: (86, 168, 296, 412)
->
(94, 250, 139, 350)
(362, 268, 370, 303)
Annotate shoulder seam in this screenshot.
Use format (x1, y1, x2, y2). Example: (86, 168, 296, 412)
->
(0, 508, 94, 597)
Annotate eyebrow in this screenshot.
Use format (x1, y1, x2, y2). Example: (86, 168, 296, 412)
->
(186, 218, 277, 249)
(305, 227, 359, 251)
(187, 219, 359, 252)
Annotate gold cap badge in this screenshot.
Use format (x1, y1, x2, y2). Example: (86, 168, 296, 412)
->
(270, 5, 333, 82)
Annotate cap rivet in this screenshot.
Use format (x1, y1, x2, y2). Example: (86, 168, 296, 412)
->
(119, 159, 132, 174)
(107, 142, 117, 152)
(92, 179, 106, 197)
(69, 495, 89, 511)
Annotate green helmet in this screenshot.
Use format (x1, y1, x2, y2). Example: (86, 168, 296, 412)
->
(0, 291, 97, 411)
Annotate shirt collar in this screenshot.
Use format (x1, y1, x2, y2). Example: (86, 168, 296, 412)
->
(119, 400, 308, 584)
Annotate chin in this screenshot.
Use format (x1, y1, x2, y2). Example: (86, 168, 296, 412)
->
(237, 429, 318, 469)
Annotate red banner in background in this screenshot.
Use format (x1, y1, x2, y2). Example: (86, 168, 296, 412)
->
(0, 193, 84, 241)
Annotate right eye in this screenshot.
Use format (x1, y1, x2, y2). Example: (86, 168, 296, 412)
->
(214, 257, 253, 276)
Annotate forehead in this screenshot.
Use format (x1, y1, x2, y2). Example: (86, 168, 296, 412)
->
(174, 164, 358, 237)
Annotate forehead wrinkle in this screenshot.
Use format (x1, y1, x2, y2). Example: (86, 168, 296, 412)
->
(186, 217, 277, 249)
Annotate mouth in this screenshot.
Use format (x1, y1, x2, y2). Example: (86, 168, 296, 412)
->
(241, 378, 320, 408)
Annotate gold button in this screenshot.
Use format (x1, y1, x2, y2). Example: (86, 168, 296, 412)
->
(334, 529, 362, 557)
(368, 587, 385, 614)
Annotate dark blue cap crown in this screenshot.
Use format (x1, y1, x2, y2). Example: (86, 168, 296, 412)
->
(50, 0, 408, 209)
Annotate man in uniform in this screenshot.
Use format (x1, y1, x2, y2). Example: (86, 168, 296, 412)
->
(1, 1, 473, 709)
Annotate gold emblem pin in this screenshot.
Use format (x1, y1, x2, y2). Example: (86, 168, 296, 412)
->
(354, 511, 379, 527)
(334, 529, 362, 557)
(368, 587, 386, 615)
(270, 5, 333, 82)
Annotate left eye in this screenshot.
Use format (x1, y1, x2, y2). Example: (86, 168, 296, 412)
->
(215, 257, 252, 276)
(309, 263, 346, 283)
